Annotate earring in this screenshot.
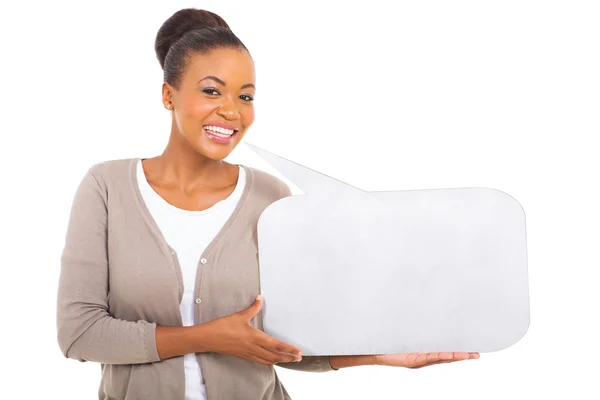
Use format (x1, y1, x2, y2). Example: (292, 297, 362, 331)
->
(165, 103, 173, 110)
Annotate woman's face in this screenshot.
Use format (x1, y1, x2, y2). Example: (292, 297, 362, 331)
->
(165, 47, 256, 161)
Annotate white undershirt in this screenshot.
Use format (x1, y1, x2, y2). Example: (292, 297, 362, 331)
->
(136, 159, 245, 400)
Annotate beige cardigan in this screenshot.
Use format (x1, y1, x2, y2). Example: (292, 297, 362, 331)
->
(56, 158, 334, 400)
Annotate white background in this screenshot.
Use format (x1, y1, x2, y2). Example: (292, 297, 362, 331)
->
(1, 0, 598, 398)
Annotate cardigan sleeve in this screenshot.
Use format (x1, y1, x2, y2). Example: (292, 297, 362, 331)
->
(56, 168, 161, 365)
(276, 356, 337, 372)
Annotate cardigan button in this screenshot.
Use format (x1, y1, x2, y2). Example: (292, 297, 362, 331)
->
(195, 298, 201, 304)
(200, 258, 207, 264)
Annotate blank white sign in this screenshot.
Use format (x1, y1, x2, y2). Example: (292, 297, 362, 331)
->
(250, 143, 530, 356)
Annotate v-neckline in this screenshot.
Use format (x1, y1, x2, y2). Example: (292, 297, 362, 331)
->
(136, 158, 245, 216)
(129, 157, 254, 260)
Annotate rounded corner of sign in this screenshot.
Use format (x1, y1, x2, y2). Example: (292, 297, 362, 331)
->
(492, 317, 531, 353)
(259, 197, 285, 219)
(483, 187, 526, 216)
(275, 193, 299, 207)
(256, 210, 268, 228)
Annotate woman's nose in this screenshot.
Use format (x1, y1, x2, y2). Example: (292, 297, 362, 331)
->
(216, 96, 240, 120)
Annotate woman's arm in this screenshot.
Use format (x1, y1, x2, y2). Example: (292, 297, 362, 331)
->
(57, 169, 303, 365)
(57, 169, 161, 364)
(278, 353, 479, 371)
(328, 355, 378, 369)
(276, 356, 336, 372)
(56, 170, 214, 364)
(276, 355, 377, 372)
(155, 325, 205, 360)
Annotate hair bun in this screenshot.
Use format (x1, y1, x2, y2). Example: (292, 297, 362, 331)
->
(155, 8, 231, 70)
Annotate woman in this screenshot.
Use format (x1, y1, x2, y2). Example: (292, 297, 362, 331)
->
(56, 8, 479, 400)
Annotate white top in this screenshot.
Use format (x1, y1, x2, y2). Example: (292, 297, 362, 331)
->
(136, 159, 246, 400)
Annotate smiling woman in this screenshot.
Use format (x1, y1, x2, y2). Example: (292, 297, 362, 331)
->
(55, 7, 477, 400)
(155, 10, 255, 161)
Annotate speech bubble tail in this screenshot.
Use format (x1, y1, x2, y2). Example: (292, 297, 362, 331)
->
(245, 142, 363, 197)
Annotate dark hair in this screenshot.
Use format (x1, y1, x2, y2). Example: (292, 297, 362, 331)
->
(154, 8, 248, 89)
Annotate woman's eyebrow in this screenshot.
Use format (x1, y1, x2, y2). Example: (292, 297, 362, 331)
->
(198, 75, 226, 86)
(197, 75, 255, 89)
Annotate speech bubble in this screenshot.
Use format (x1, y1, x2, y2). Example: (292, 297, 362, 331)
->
(246, 142, 530, 356)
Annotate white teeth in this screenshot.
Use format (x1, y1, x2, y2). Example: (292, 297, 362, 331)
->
(204, 125, 234, 136)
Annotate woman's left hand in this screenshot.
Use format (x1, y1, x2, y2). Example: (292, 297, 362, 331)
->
(374, 352, 480, 369)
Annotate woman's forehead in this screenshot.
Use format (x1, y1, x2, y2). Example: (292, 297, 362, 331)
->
(183, 48, 255, 86)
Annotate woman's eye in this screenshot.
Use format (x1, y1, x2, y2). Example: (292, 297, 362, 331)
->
(240, 94, 254, 102)
(202, 88, 220, 95)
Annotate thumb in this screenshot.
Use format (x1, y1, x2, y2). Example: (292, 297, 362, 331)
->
(243, 294, 263, 320)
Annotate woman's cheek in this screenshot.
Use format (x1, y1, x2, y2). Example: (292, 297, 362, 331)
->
(191, 99, 217, 120)
(241, 106, 255, 127)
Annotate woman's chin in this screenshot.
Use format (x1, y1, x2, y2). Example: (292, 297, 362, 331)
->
(195, 141, 238, 161)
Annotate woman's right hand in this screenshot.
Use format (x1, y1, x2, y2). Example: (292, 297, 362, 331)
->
(200, 295, 303, 365)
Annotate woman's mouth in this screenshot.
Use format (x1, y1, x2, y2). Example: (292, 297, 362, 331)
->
(203, 124, 239, 144)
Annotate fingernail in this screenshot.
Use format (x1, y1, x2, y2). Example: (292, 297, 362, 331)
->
(256, 294, 262, 300)
(295, 357, 302, 362)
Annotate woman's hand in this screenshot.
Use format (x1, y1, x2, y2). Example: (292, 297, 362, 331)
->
(200, 295, 303, 366)
(374, 352, 480, 369)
